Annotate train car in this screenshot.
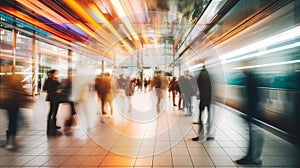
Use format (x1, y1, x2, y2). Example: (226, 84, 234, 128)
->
(178, 0, 300, 142)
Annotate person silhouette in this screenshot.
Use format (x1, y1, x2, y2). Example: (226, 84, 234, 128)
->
(192, 65, 212, 141)
(236, 70, 263, 166)
(43, 69, 62, 135)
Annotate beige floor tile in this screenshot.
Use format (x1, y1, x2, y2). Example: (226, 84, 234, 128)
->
(153, 155, 173, 167)
(172, 155, 193, 167)
(80, 155, 105, 167)
(100, 155, 136, 167)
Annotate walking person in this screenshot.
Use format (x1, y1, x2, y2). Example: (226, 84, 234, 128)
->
(94, 73, 113, 117)
(168, 76, 178, 106)
(59, 76, 77, 127)
(178, 71, 195, 115)
(235, 70, 263, 165)
(153, 71, 163, 112)
(0, 74, 33, 149)
(192, 65, 213, 141)
(177, 75, 183, 110)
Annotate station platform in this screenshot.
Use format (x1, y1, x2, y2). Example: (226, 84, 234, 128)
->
(0, 90, 299, 167)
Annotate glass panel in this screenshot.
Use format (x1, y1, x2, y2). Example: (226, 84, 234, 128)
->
(0, 27, 13, 73)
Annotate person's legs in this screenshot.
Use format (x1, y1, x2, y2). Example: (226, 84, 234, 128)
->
(52, 100, 60, 120)
(47, 101, 54, 121)
(155, 88, 161, 112)
(236, 120, 263, 165)
(198, 101, 205, 125)
(172, 90, 177, 106)
(206, 104, 215, 140)
(187, 95, 192, 114)
(192, 101, 205, 141)
(100, 95, 106, 115)
(69, 101, 76, 116)
(47, 101, 60, 135)
(182, 93, 186, 110)
(178, 93, 182, 110)
(66, 101, 76, 127)
(6, 105, 19, 148)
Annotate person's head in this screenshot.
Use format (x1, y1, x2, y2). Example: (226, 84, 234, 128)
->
(49, 69, 58, 78)
(184, 70, 189, 76)
(157, 70, 162, 76)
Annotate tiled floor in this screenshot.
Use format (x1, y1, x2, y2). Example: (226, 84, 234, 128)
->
(0, 90, 299, 167)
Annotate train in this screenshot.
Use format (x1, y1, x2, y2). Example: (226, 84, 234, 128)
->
(176, 0, 300, 143)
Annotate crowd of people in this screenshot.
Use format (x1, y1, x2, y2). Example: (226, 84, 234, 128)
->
(0, 67, 264, 166)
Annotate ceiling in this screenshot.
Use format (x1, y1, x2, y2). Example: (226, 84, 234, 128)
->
(0, 0, 213, 69)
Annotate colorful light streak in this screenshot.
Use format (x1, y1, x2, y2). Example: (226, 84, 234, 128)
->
(0, 7, 73, 41)
(62, 0, 110, 38)
(110, 0, 139, 41)
(88, 3, 134, 54)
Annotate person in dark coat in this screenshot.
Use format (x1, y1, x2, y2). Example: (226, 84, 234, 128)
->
(193, 65, 212, 141)
(43, 69, 61, 135)
(168, 76, 178, 106)
(178, 71, 196, 115)
(235, 70, 263, 166)
(0, 74, 33, 149)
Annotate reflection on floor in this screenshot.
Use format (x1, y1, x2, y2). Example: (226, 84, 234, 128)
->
(0, 90, 299, 167)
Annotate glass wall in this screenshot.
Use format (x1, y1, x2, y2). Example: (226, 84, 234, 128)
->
(0, 19, 71, 95)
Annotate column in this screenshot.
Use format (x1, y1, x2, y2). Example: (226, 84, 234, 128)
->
(11, 22, 16, 75)
(31, 31, 38, 96)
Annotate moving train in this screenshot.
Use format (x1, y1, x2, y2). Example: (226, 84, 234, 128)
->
(176, 0, 300, 142)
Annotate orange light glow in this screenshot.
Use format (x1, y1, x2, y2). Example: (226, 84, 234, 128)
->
(62, 0, 110, 37)
(89, 3, 134, 54)
(17, 0, 70, 25)
(0, 53, 29, 61)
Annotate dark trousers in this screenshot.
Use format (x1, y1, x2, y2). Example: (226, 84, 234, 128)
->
(48, 100, 59, 121)
(199, 100, 210, 124)
(6, 105, 19, 136)
(245, 117, 264, 160)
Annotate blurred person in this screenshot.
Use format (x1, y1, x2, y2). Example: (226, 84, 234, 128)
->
(168, 76, 178, 106)
(235, 70, 263, 166)
(59, 76, 77, 127)
(126, 77, 135, 112)
(294, 71, 300, 166)
(0, 74, 33, 149)
(143, 77, 148, 92)
(43, 69, 62, 135)
(192, 65, 213, 141)
(178, 70, 196, 115)
(160, 72, 169, 112)
(153, 71, 163, 112)
(147, 78, 151, 92)
(136, 78, 142, 92)
(294, 71, 300, 146)
(116, 74, 133, 112)
(177, 75, 183, 110)
(95, 73, 113, 117)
